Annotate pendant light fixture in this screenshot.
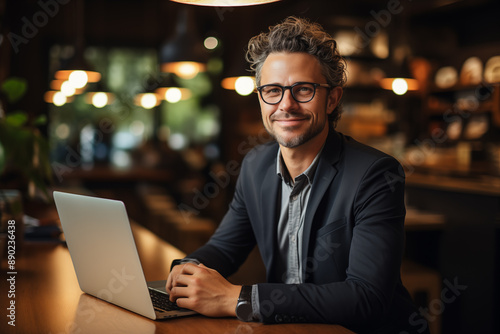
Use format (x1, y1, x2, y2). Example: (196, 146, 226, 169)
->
(134, 92, 162, 109)
(52, 0, 100, 90)
(169, 0, 281, 6)
(84, 82, 115, 108)
(160, 7, 208, 80)
(380, 74, 419, 95)
(379, 14, 418, 95)
(221, 76, 255, 96)
(43, 91, 74, 107)
(154, 74, 192, 103)
(221, 38, 255, 96)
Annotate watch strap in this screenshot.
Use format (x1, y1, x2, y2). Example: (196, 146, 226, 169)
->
(238, 285, 252, 303)
(170, 258, 200, 271)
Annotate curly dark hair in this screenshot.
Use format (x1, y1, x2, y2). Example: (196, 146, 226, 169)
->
(246, 16, 347, 127)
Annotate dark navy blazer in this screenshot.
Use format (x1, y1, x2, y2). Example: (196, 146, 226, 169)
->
(188, 130, 428, 333)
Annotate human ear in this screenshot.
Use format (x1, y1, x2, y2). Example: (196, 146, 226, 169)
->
(326, 86, 343, 115)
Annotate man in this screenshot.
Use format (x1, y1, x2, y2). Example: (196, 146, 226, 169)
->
(166, 17, 429, 334)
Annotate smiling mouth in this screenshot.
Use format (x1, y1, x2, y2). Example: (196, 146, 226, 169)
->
(271, 112, 309, 123)
(273, 115, 308, 127)
(275, 118, 305, 123)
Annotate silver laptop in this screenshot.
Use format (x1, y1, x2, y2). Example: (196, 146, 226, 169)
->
(53, 191, 197, 320)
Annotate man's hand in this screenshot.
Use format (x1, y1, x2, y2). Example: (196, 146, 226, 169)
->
(166, 263, 241, 318)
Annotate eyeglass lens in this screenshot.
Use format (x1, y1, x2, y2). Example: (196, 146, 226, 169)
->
(260, 83, 316, 104)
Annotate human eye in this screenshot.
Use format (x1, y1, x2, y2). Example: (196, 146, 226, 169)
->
(294, 84, 314, 96)
(263, 86, 282, 97)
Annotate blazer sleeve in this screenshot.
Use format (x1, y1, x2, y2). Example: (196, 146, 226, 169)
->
(256, 156, 407, 330)
(187, 158, 257, 278)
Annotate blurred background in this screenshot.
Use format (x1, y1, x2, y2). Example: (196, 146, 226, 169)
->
(1, 0, 499, 333)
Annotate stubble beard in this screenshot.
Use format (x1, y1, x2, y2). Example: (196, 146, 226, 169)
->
(265, 113, 327, 148)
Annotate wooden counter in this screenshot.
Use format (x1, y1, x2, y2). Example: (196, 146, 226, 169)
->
(0, 223, 354, 334)
(406, 172, 500, 196)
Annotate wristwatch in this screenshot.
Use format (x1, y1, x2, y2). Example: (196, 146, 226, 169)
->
(235, 285, 254, 322)
(170, 258, 200, 271)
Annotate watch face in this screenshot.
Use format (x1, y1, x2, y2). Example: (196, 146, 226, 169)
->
(236, 301, 253, 322)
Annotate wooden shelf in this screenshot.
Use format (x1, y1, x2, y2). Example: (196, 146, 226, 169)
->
(406, 172, 500, 196)
(425, 83, 500, 125)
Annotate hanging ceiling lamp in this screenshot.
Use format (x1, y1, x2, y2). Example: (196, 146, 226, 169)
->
(221, 39, 255, 96)
(134, 92, 162, 109)
(155, 74, 191, 103)
(380, 51, 418, 95)
(50, 79, 86, 97)
(169, 0, 280, 6)
(221, 76, 255, 96)
(52, 0, 100, 89)
(379, 15, 418, 96)
(43, 91, 74, 107)
(160, 7, 208, 79)
(84, 82, 115, 108)
(380, 75, 419, 95)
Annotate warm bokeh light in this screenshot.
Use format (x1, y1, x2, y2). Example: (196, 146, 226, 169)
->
(380, 77, 418, 95)
(68, 70, 89, 88)
(60, 81, 76, 96)
(53, 91, 67, 106)
(134, 93, 160, 109)
(44, 91, 72, 106)
(92, 92, 108, 108)
(204, 36, 219, 50)
(165, 87, 182, 103)
(221, 76, 256, 96)
(50, 80, 85, 94)
(55, 70, 101, 86)
(84, 92, 115, 108)
(161, 62, 206, 79)
(141, 93, 158, 109)
(234, 76, 255, 96)
(156, 87, 191, 103)
(392, 78, 409, 95)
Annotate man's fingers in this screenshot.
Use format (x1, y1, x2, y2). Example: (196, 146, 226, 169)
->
(169, 286, 193, 303)
(175, 296, 195, 310)
(166, 265, 183, 292)
(174, 271, 197, 287)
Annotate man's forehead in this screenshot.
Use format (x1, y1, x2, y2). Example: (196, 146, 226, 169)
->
(261, 52, 324, 81)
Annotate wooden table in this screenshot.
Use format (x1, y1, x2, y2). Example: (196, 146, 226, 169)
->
(0, 223, 354, 334)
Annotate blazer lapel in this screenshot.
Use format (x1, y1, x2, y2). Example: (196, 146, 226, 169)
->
(301, 130, 342, 276)
(260, 154, 281, 274)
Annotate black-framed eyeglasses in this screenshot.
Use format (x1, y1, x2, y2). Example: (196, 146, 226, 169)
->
(256, 82, 331, 105)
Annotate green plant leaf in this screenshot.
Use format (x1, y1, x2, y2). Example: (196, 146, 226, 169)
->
(34, 114, 48, 126)
(1, 77, 28, 103)
(5, 111, 28, 127)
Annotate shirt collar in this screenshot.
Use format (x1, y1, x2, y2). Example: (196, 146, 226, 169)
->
(276, 146, 324, 186)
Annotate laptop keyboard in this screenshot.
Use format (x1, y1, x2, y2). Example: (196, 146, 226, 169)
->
(149, 288, 181, 312)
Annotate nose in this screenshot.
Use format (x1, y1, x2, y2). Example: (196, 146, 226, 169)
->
(279, 88, 299, 110)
